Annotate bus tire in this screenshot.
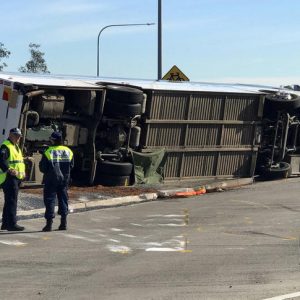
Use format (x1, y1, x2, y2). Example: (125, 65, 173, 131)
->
(97, 160, 133, 176)
(265, 95, 300, 112)
(104, 99, 142, 118)
(261, 162, 291, 180)
(95, 174, 131, 186)
(106, 85, 144, 104)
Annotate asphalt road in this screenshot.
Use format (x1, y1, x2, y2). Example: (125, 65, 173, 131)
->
(1, 178, 300, 299)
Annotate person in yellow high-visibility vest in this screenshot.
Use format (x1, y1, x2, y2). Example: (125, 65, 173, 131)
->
(39, 131, 74, 232)
(0, 128, 26, 231)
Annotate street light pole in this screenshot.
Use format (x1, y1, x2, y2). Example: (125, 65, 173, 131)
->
(97, 23, 155, 77)
(158, 0, 162, 80)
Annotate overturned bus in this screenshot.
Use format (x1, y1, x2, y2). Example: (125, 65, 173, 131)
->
(0, 72, 299, 186)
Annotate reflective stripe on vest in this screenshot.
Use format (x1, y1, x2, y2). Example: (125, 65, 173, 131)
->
(44, 145, 73, 162)
(0, 140, 26, 184)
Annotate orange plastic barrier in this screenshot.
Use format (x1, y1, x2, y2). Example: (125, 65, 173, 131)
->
(174, 191, 197, 197)
(195, 187, 206, 195)
(174, 187, 206, 198)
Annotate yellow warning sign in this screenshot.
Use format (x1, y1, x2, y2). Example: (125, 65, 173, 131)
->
(162, 65, 189, 81)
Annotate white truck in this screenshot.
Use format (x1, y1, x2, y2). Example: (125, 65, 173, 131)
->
(1, 72, 300, 185)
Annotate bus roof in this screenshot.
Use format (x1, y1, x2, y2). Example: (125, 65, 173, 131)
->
(0, 72, 292, 95)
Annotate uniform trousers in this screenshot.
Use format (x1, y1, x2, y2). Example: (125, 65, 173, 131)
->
(43, 182, 69, 220)
(2, 177, 20, 227)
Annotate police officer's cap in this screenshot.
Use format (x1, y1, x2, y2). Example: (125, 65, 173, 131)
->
(10, 128, 22, 136)
(50, 131, 62, 141)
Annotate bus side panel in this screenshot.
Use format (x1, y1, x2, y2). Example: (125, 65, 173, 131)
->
(0, 81, 23, 143)
(0, 80, 8, 143)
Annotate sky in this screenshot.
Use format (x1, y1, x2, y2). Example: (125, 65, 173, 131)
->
(1, 0, 300, 86)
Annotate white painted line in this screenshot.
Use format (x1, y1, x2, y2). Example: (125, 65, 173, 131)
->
(162, 239, 184, 245)
(17, 233, 41, 239)
(147, 214, 185, 218)
(145, 247, 184, 252)
(130, 223, 144, 227)
(111, 228, 123, 232)
(230, 199, 270, 209)
(119, 234, 136, 238)
(158, 223, 185, 227)
(144, 242, 162, 246)
(108, 239, 120, 243)
(0, 240, 27, 246)
(226, 247, 245, 250)
(107, 245, 131, 253)
(63, 234, 98, 243)
(97, 234, 107, 237)
(88, 228, 105, 232)
(167, 218, 183, 222)
(262, 292, 300, 300)
(77, 229, 98, 234)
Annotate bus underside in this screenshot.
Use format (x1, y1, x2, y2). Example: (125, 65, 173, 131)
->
(19, 84, 146, 186)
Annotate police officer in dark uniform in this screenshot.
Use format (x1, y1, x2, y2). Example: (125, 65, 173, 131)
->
(39, 131, 74, 232)
(0, 128, 26, 231)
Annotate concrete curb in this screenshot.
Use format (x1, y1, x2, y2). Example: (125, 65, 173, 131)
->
(18, 193, 159, 220)
(17, 177, 253, 220)
(157, 177, 254, 197)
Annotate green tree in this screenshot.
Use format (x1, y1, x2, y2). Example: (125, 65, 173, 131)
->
(19, 43, 50, 73)
(0, 42, 11, 71)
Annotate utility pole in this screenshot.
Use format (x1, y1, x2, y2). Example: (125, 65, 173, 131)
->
(158, 0, 162, 80)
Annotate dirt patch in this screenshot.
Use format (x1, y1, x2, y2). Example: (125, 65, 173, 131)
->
(22, 185, 158, 201)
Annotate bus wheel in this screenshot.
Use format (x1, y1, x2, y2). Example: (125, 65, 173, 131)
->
(264, 94, 300, 112)
(104, 99, 142, 118)
(95, 174, 131, 186)
(97, 160, 133, 176)
(106, 85, 144, 104)
(261, 162, 291, 180)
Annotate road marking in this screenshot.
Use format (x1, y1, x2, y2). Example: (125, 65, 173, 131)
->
(162, 239, 184, 246)
(226, 247, 245, 250)
(97, 234, 107, 237)
(88, 228, 105, 232)
(282, 236, 297, 240)
(119, 234, 136, 238)
(158, 223, 185, 227)
(162, 218, 183, 222)
(108, 239, 120, 243)
(230, 199, 270, 209)
(0, 240, 27, 246)
(78, 229, 98, 234)
(245, 220, 253, 224)
(145, 247, 184, 252)
(111, 228, 123, 232)
(144, 242, 162, 246)
(17, 233, 40, 239)
(107, 245, 131, 254)
(147, 214, 185, 218)
(197, 226, 204, 232)
(63, 234, 98, 243)
(262, 291, 300, 300)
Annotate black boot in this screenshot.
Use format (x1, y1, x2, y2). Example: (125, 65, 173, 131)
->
(58, 216, 67, 230)
(42, 219, 53, 232)
(7, 224, 25, 231)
